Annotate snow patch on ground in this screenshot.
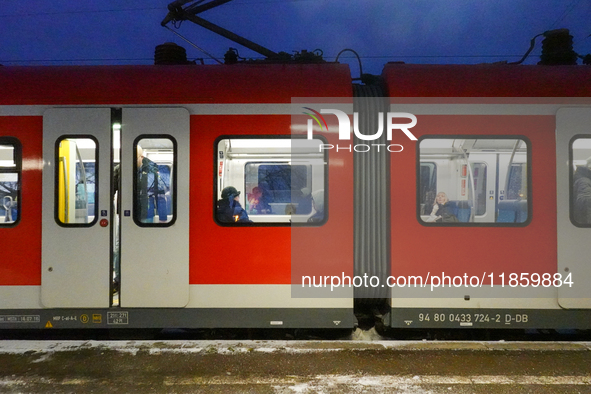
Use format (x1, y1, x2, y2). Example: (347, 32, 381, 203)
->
(1, 339, 590, 355)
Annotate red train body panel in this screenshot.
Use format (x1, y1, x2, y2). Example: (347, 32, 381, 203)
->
(0, 117, 43, 286)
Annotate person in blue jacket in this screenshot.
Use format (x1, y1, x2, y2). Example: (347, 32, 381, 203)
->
(217, 186, 252, 223)
(136, 145, 168, 223)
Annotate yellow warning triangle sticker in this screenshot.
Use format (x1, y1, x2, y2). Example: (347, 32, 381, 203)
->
(45, 321, 53, 328)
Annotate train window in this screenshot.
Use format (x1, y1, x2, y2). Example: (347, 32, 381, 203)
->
(570, 137, 591, 226)
(133, 137, 176, 226)
(55, 137, 98, 226)
(0, 138, 21, 226)
(418, 137, 530, 225)
(215, 137, 327, 225)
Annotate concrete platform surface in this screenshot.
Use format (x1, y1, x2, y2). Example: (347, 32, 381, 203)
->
(0, 338, 590, 393)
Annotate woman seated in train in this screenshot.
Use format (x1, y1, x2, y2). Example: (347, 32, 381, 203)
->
(426, 192, 458, 223)
(217, 186, 252, 223)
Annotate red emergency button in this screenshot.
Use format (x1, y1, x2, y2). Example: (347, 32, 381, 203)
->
(100, 219, 109, 227)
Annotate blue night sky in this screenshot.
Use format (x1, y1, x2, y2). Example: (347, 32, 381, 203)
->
(1, 0, 590, 75)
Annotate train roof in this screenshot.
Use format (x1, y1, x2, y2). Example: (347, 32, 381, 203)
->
(0, 64, 353, 105)
(1, 63, 590, 106)
(382, 63, 591, 97)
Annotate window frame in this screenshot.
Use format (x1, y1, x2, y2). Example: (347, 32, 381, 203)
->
(213, 135, 329, 227)
(133, 134, 178, 228)
(53, 135, 99, 228)
(416, 135, 532, 227)
(0, 137, 22, 227)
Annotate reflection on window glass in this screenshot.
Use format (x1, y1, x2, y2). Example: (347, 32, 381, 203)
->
(245, 163, 312, 215)
(56, 137, 97, 225)
(418, 138, 528, 224)
(0, 141, 20, 225)
(216, 138, 326, 224)
(134, 137, 175, 225)
(571, 137, 591, 226)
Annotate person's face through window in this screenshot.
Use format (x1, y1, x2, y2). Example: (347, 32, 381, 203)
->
(436, 192, 447, 205)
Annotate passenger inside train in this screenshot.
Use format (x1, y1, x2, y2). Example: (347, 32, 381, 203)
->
(216, 186, 252, 223)
(247, 186, 271, 214)
(425, 192, 459, 223)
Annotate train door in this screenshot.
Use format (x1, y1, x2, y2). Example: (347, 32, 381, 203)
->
(42, 108, 112, 307)
(557, 108, 591, 309)
(119, 108, 190, 307)
(41, 107, 190, 308)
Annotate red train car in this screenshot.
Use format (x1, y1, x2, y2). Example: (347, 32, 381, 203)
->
(0, 61, 590, 331)
(383, 64, 591, 329)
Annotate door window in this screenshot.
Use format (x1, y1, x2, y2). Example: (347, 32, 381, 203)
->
(55, 137, 97, 226)
(133, 136, 176, 226)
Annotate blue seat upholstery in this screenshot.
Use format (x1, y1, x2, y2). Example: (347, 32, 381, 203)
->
(447, 200, 471, 222)
(446, 201, 458, 216)
(497, 209, 516, 223)
(497, 200, 528, 223)
(456, 201, 471, 223)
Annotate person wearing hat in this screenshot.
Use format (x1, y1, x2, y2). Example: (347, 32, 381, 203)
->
(216, 186, 252, 223)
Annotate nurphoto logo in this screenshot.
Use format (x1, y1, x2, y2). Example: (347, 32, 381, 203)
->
(303, 107, 418, 153)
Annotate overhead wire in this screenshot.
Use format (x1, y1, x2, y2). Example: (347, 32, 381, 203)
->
(163, 25, 223, 64)
(549, 0, 582, 30)
(1, 1, 587, 65)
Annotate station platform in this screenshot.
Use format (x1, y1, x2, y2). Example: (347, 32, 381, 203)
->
(1, 336, 590, 393)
